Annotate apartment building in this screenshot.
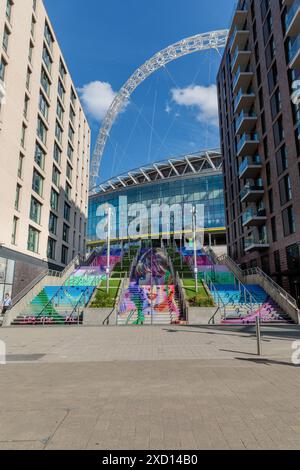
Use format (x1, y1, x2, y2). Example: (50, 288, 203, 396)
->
(0, 0, 91, 298)
(217, 0, 300, 303)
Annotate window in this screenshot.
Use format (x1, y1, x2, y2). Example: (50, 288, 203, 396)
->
(279, 174, 292, 206)
(3, 26, 10, 53)
(27, 226, 40, 253)
(67, 143, 73, 161)
(59, 59, 66, 82)
(68, 124, 74, 143)
(0, 57, 6, 82)
(271, 217, 277, 242)
(39, 92, 49, 120)
(32, 170, 43, 196)
(56, 100, 64, 122)
(21, 124, 26, 148)
(6, 0, 13, 23)
(62, 223, 69, 243)
(28, 41, 34, 63)
(30, 197, 42, 224)
(23, 95, 29, 119)
(26, 68, 31, 91)
(37, 116, 47, 144)
(53, 143, 61, 165)
(268, 62, 278, 94)
(42, 45, 52, 74)
(286, 244, 300, 271)
(49, 212, 58, 235)
(66, 162, 72, 181)
(276, 145, 288, 176)
(273, 116, 284, 148)
(50, 188, 59, 211)
(64, 202, 70, 222)
(58, 79, 65, 103)
(18, 153, 24, 178)
(41, 68, 50, 96)
(47, 238, 56, 260)
(34, 142, 45, 170)
(65, 182, 71, 200)
(282, 206, 296, 237)
(71, 88, 76, 108)
(52, 165, 60, 187)
(11, 217, 18, 245)
(15, 184, 21, 211)
(44, 23, 54, 51)
(270, 88, 281, 121)
(274, 251, 281, 273)
(61, 245, 68, 265)
(55, 121, 63, 143)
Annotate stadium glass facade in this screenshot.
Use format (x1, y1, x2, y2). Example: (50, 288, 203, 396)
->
(87, 152, 226, 247)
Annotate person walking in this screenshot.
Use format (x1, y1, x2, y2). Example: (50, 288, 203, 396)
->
(2, 293, 12, 315)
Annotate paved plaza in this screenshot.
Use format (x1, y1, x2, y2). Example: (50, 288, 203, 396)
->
(0, 325, 300, 450)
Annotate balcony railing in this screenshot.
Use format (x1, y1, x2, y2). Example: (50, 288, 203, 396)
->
(242, 208, 266, 226)
(240, 183, 264, 201)
(235, 110, 257, 132)
(286, 0, 300, 35)
(288, 34, 300, 67)
(245, 236, 269, 251)
(239, 155, 262, 177)
(236, 132, 259, 154)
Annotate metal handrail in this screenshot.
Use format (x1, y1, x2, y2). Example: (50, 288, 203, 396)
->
(103, 276, 128, 325)
(12, 270, 48, 307)
(216, 252, 298, 309)
(244, 266, 298, 308)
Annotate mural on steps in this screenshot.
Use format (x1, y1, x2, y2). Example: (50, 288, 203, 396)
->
(118, 248, 180, 325)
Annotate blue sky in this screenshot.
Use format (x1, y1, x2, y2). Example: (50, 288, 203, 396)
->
(44, 0, 235, 184)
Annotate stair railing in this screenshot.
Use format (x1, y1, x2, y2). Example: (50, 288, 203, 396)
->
(103, 275, 129, 325)
(164, 248, 189, 322)
(70, 286, 91, 325)
(244, 266, 298, 308)
(204, 273, 227, 318)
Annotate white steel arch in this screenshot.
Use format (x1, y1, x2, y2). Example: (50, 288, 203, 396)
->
(90, 29, 229, 193)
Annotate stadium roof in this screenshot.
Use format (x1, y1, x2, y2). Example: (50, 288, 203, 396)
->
(91, 149, 222, 195)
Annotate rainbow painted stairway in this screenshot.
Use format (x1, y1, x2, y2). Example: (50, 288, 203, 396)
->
(118, 248, 181, 325)
(179, 248, 293, 324)
(11, 251, 122, 325)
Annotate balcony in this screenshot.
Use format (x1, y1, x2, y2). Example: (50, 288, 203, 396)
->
(236, 132, 259, 157)
(240, 183, 264, 203)
(229, 5, 248, 36)
(234, 88, 255, 114)
(239, 156, 262, 179)
(286, 0, 300, 37)
(242, 208, 267, 227)
(231, 48, 251, 74)
(235, 111, 257, 135)
(230, 27, 250, 52)
(244, 236, 269, 252)
(288, 34, 300, 69)
(232, 66, 253, 94)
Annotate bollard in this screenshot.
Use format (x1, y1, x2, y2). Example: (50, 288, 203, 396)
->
(256, 315, 262, 356)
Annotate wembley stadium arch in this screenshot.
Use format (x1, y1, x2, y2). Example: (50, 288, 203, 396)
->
(89, 29, 229, 193)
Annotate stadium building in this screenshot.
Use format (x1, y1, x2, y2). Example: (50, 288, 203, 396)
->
(87, 150, 226, 249)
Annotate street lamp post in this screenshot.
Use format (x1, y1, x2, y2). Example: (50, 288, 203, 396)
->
(106, 207, 111, 294)
(192, 205, 198, 293)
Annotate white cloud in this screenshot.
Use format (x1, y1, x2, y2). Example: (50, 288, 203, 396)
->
(165, 103, 171, 114)
(171, 84, 219, 126)
(78, 81, 117, 122)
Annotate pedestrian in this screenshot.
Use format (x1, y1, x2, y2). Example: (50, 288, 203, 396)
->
(2, 292, 12, 315)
